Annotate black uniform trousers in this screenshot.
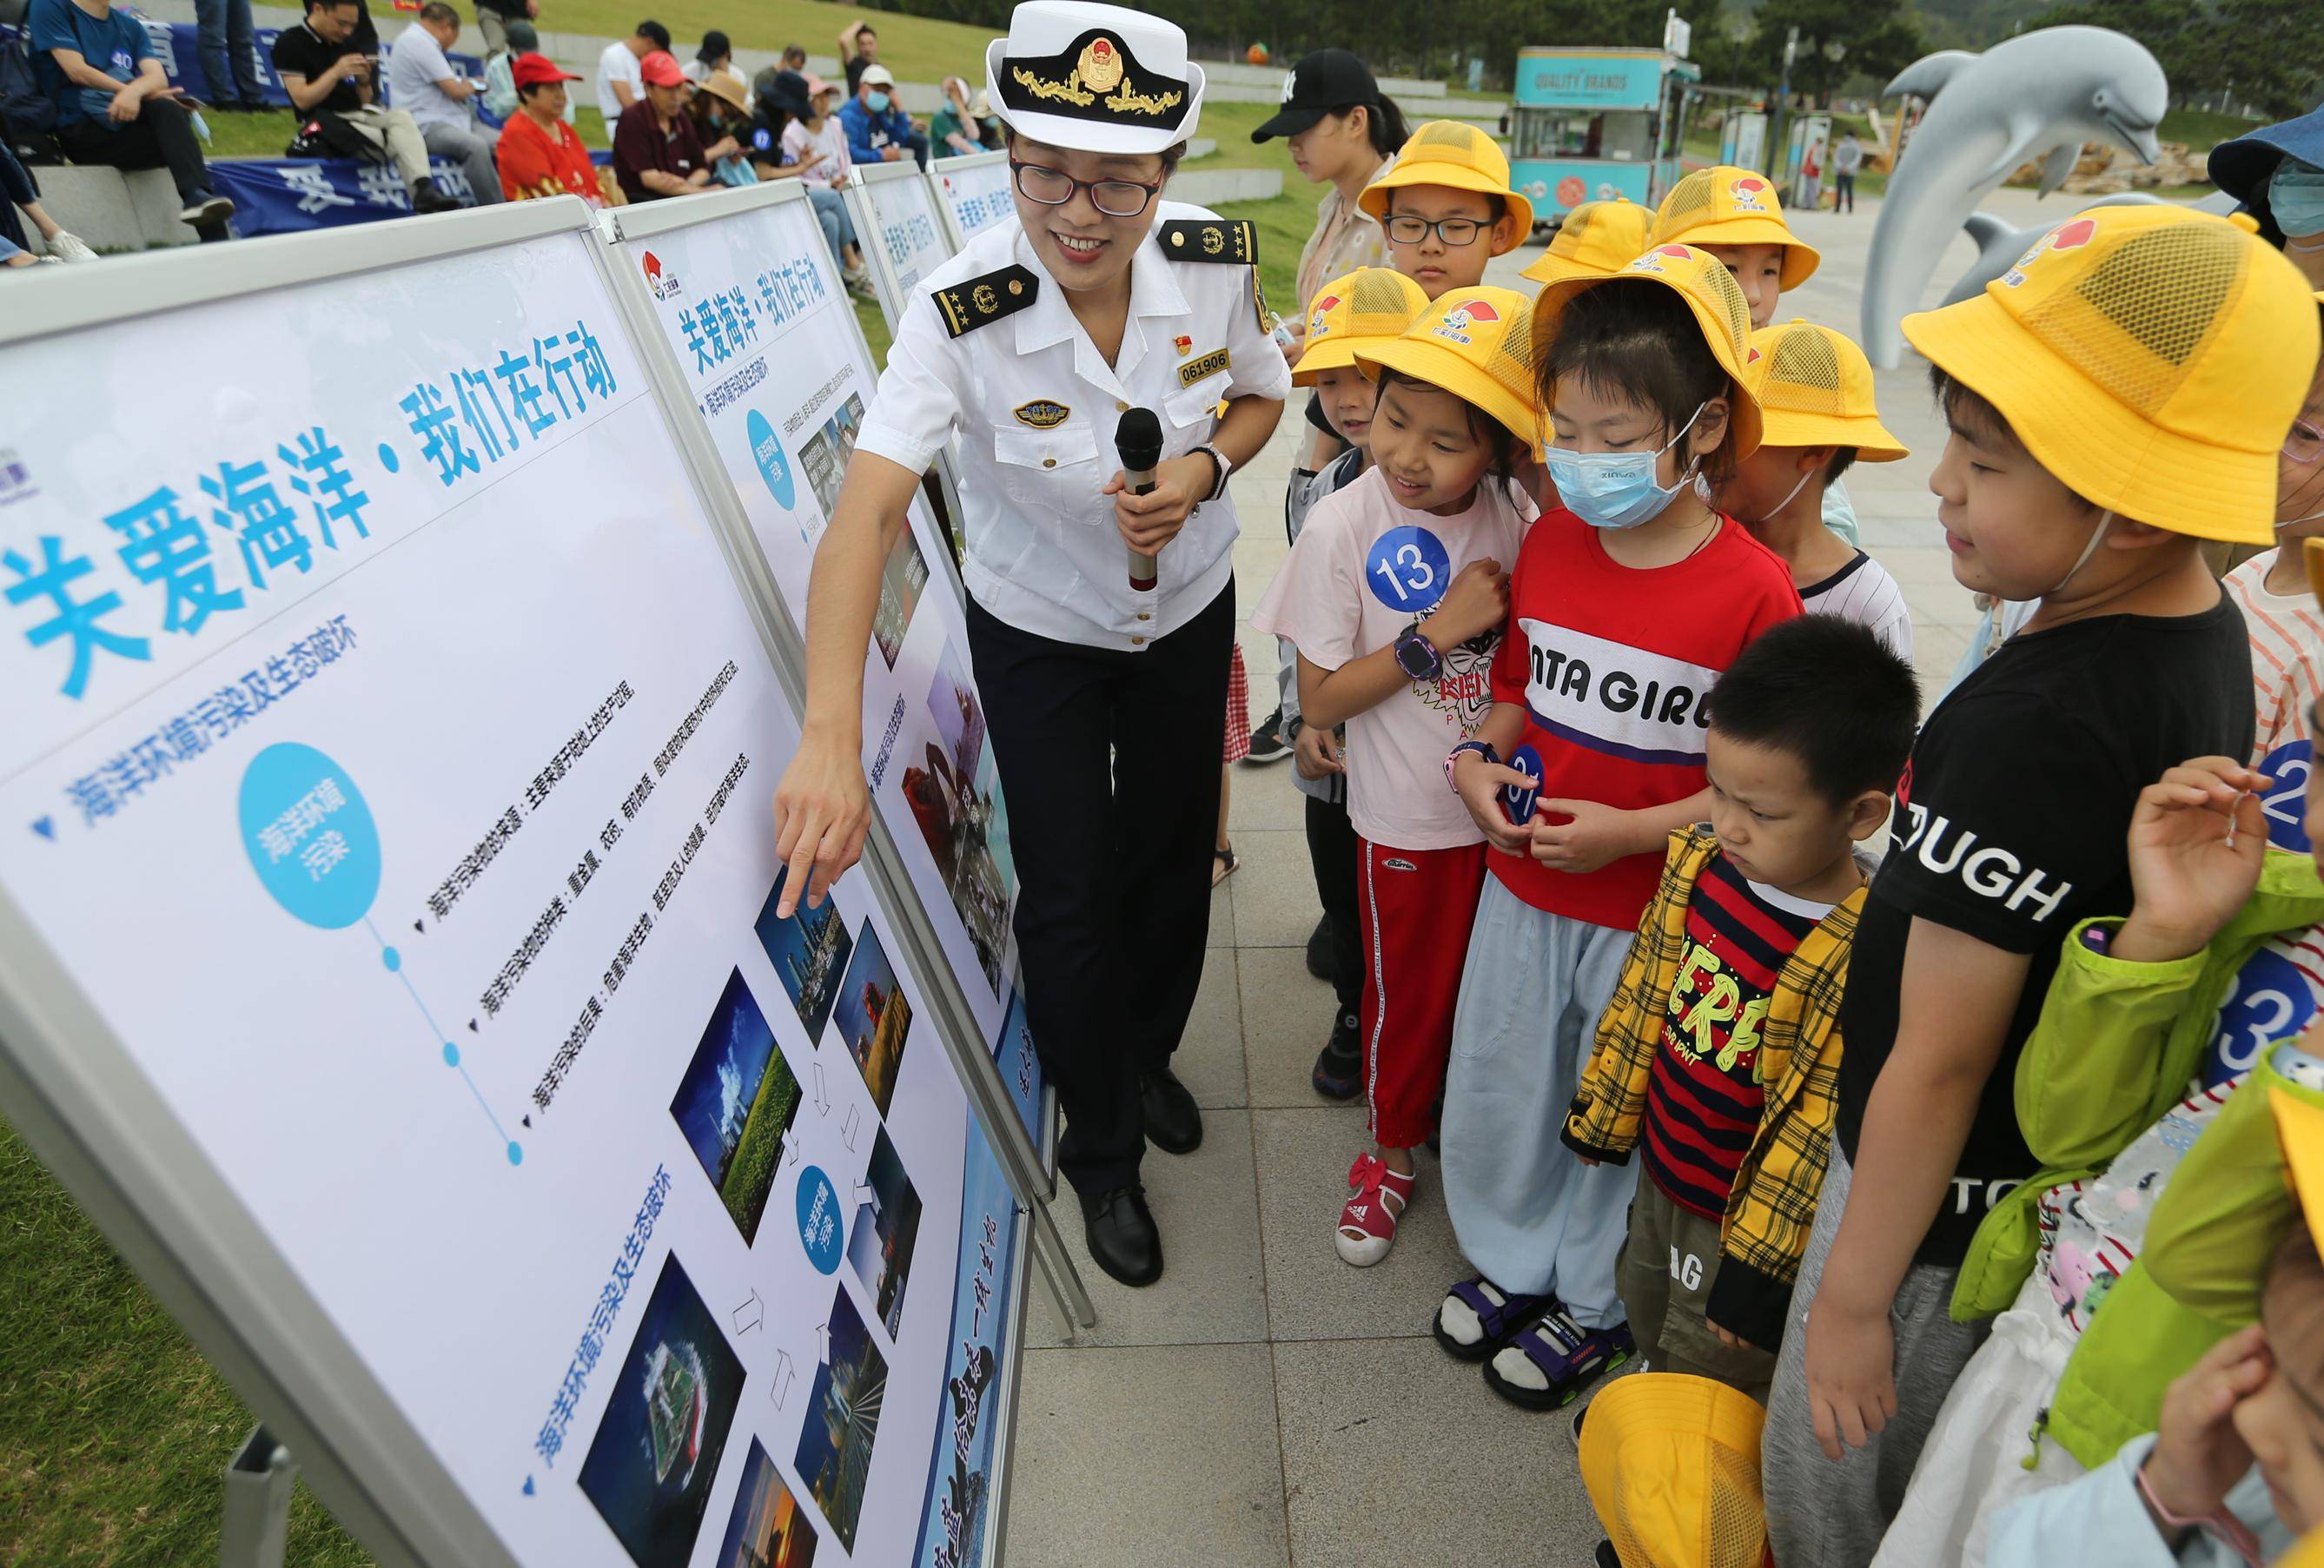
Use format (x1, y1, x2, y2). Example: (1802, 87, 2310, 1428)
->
(964, 579, 1233, 1197)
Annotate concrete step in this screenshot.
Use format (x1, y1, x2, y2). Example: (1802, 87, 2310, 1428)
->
(1167, 168, 1283, 207)
(17, 164, 203, 255)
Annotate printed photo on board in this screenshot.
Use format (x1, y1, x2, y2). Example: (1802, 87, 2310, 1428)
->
(793, 1287, 887, 1554)
(900, 642, 1010, 995)
(831, 921, 912, 1117)
(712, 1438, 819, 1568)
(757, 869, 853, 1041)
(871, 526, 930, 670)
(578, 1254, 747, 1568)
(846, 1125, 923, 1339)
(669, 969, 801, 1244)
(798, 427, 842, 519)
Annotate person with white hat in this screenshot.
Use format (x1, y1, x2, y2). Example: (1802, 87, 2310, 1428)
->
(771, 0, 1290, 1288)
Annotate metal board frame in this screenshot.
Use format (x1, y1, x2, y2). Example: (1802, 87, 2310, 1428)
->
(927, 149, 1011, 253)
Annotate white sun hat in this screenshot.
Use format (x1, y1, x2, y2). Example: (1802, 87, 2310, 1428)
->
(984, 1, 1205, 155)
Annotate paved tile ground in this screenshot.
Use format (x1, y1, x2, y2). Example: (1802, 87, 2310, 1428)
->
(1001, 186, 2062, 1566)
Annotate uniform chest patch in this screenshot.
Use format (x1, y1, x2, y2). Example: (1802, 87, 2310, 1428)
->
(1014, 400, 1071, 428)
(1179, 348, 1230, 387)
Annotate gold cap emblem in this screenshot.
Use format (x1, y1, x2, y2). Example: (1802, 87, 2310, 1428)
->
(1077, 36, 1123, 92)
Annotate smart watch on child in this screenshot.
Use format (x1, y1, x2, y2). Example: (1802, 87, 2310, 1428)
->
(1393, 621, 1442, 680)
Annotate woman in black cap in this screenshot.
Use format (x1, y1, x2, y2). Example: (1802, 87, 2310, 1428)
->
(684, 28, 732, 87)
(2210, 105, 2324, 291)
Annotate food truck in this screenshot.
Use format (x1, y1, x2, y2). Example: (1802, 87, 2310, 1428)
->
(1509, 46, 1703, 225)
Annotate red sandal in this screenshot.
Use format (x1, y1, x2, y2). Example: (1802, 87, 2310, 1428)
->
(1334, 1152, 1415, 1267)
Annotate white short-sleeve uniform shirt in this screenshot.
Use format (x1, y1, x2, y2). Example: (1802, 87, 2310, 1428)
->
(853, 200, 1294, 651)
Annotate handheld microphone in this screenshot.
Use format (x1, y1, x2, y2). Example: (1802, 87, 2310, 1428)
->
(1116, 407, 1163, 593)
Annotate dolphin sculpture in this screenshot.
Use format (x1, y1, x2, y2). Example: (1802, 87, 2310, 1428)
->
(1943, 189, 2236, 305)
(1860, 26, 2168, 367)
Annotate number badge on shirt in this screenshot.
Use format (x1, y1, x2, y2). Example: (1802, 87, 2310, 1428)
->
(2260, 738, 2313, 854)
(1503, 743, 1543, 826)
(1365, 526, 1450, 613)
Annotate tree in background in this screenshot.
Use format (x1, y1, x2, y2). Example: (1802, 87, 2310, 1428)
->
(1738, 0, 1924, 103)
(2032, 0, 2324, 116)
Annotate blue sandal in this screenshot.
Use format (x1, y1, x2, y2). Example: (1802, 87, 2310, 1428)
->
(1431, 1276, 1559, 1363)
(1480, 1310, 1634, 1410)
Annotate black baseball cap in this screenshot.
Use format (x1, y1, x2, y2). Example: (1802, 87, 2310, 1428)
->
(1251, 49, 1380, 142)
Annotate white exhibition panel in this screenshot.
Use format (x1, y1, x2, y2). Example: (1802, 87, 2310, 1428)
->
(845, 160, 958, 333)
(930, 153, 1014, 252)
(602, 184, 1042, 1160)
(0, 208, 1016, 1568)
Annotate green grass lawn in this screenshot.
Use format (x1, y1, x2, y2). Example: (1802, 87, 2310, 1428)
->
(540, 0, 999, 84)
(0, 1116, 373, 1565)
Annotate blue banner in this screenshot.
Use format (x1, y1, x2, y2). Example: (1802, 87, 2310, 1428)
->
(910, 1120, 1016, 1568)
(131, 18, 490, 122)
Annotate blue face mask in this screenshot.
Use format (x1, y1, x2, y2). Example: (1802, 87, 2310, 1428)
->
(867, 90, 891, 113)
(2270, 161, 2324, 241)
(1543, 404, 1705, 530)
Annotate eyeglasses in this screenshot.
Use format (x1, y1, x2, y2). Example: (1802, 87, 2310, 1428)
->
(1385, 214, 1488, 247)
(2287, 418, 2324, 466)
(1010, 161, 1163, 218)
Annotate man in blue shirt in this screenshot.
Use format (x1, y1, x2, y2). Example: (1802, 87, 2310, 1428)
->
(30, 0, 235, 237)
(838, 63, 926, 170)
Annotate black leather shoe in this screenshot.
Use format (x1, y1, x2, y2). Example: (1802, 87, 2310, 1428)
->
(1079, 1184, 1162, 1287)
(1304, 914, 1333, 980)
(1141, 1067, 1203, 1154)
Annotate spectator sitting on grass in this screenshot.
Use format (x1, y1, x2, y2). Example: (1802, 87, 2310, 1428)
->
(480, 16, 537, 118)
(771, 69, 871, 294)
(1, 140, 96, 262)
(274, 0, 458, 213)
(387, 2, 502, 205)
(841, 63, 923, 170)
(595, 17, 666, 127)
(930, 75, 980, 158)
(493, 52, 602, 205)
(688, 69, 754, 186)
(611, 47, 712, 202)
(28, 0, 235, 240)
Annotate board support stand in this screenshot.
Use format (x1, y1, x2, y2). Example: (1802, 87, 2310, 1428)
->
(1030, 1198, 1096, 1333)
(219, 1426, 296, 1568)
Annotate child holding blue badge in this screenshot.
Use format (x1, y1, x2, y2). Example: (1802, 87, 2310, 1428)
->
(1433, 244, 1802, 1409)
(1251, 285, 1537, 1265)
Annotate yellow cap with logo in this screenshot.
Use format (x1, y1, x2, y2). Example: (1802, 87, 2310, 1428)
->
(1650, 165, 1819, 289)
(1358, 121, 1533, 248)
(1748, 321, 1909, 460)
(1579, 1373, 1769, 1568)
(1904, 204, 2322, 545)
(1533, 243, 1764, 460)
(1354, 284, 1541, 449)
(1522, 199, 1651, 288)
(1292, 267, 1430, 387)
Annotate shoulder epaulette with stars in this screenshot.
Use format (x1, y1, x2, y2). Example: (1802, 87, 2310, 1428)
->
(931, 265, 1040, 339)
(1158, 219, 1258, 266)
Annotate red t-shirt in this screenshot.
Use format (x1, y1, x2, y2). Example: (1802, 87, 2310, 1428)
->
(1487, 509, 1802, 927)
(496, 111, 602, 205)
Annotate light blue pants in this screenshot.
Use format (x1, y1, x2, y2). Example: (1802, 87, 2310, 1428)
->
(1440, 876, 1638, 1327)
(806, 184, 856, 267)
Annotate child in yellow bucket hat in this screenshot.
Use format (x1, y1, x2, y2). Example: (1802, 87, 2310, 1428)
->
(1716, 321, 1915, 658)
(1762, 205, 2317, 1568)
(1275, 266, 1433, 1106)
(1251, 286, 1539, 1268)
(1361, 121, 1532, 300)
(1521, 197, 1651, 289)
(1432, 242, 1804, 1413)
(1650, 164, 1821, 331)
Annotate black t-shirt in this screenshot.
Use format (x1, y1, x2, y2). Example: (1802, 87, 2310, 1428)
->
(844, 55, 869, 96)
(1836, 596, 2254, 1267)
(271, 22, 362, 116)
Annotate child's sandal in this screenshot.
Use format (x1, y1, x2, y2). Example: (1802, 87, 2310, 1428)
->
(1334, 1153, 1414, 1267)
(1431, 1276, 1559, 1363)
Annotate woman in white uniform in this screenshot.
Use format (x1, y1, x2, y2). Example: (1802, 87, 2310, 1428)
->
(771, 0, 1290, 1287)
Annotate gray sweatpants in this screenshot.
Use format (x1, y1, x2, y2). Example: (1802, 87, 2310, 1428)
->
(1440, 877, 1637, 1327)
(1762, 1145, 1990, 1568)
(419, 119, 503, 205)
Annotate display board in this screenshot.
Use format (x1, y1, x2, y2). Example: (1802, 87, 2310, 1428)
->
(930, 153, 1014, 252)
(0, 200, 1031, 1567)
(598, 182, 1050, 1177)
(843, 160, 957, 334)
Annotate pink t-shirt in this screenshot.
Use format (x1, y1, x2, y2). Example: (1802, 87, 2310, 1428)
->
(1251, 466, 1529, 850)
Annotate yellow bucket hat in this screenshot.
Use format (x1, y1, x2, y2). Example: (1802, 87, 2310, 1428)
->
(1650, 165, 1820, 289)
(1358, 121, 1533, 248)
(1292, 267, 1430, 387)
(1904, 205, 2322, 546)
(1579, 1373, 1769, 1568)
(1522, 198, 1651, 288)
(1354, 284, 1541, 449)
(1533, 243, 1764, 460)
(1748, 321, 1909, 461)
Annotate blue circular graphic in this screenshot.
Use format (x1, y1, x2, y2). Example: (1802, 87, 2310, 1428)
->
(2260, 738, 2313, 853)
(236, 743, 382, 930)
(2207, 945, 2319, 1086)
(796, 1164, 844, 1274)
(752, 126, 772, 151)
(745, 409, 797, 510)
(1503, 743, 1543, 826)
(1364, 525, 1452, 613)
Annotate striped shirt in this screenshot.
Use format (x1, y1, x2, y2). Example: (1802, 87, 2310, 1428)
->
(1800, 550, 1914, 663)
(2223, 550, 2324, 768)
(1643, 851, 1831, 1219)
